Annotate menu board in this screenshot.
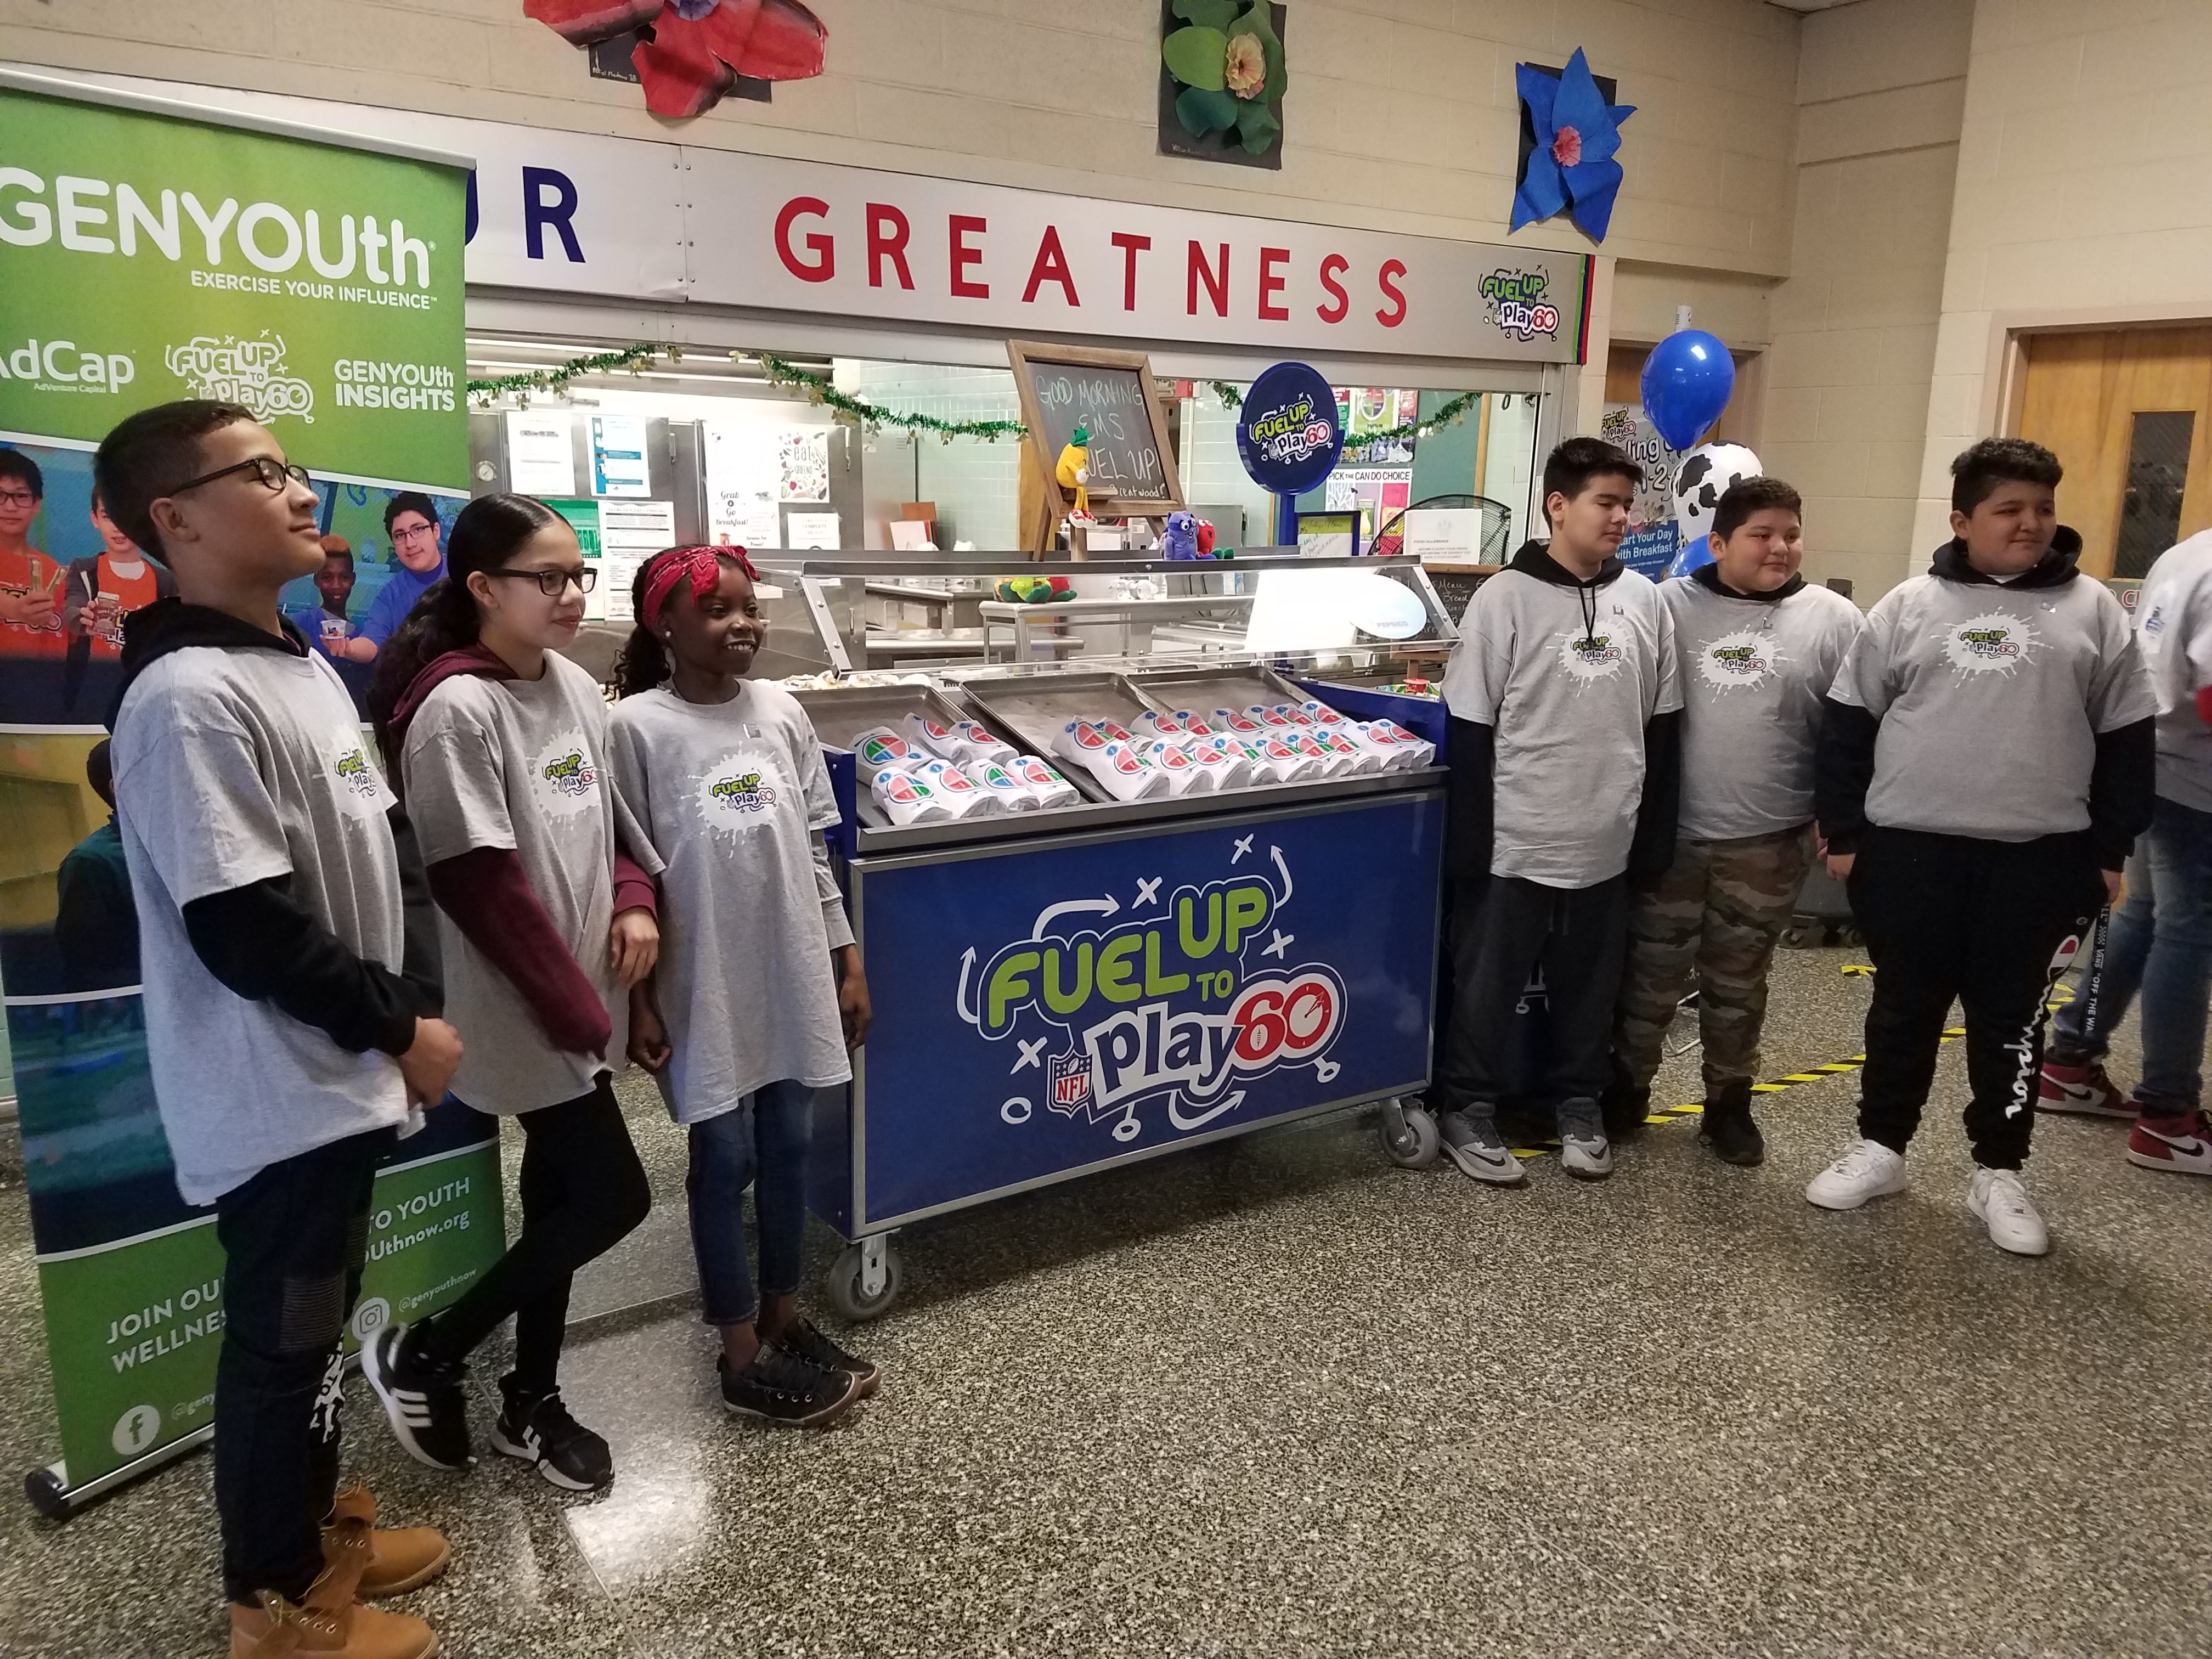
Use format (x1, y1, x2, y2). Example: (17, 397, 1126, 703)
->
(1007, 340, 1183, 510)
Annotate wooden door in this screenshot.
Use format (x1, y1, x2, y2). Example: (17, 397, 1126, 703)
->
(2015, 328, 2212, 577)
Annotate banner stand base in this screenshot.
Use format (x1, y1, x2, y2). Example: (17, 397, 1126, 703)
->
(25, 1424, 213, 1521)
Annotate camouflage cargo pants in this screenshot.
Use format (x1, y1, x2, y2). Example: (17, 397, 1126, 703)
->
(1613, 823, 1816, 1093)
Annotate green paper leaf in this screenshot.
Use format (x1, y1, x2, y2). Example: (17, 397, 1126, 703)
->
(1234, 98, 1280, 154)
(1228, 3, 1286, 101)
(1176, 84, 1239, 136)
(1173, 0, 1239, 27)
(1161, 24, 1228, 91)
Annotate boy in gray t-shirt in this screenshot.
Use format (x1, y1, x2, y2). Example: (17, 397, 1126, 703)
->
(97, 402, 460, 1651)
(1808, 438, 2155, 1257)
(1610, 478, 1864, 1166)
(1435, 437, 1684, 1186)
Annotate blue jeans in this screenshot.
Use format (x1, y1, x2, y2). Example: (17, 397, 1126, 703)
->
(687, 1080, 814, 1328)
(2051, 794, 2212, 1114)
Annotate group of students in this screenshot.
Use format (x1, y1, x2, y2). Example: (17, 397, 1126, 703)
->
(1435, 432, 2208, 1262)
(94, 400, 873, 1659)
(85, 399, 2212, 1659)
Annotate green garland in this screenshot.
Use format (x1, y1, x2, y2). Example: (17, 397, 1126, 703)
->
(753, 352, 1028, 442)
(465, 343, 1029, 441)
(1205, 381, 1482, 446)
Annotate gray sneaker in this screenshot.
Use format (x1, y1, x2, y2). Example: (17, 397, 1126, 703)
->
(1438, 1108, 1528, 1186)
(1558, 1097, 1615, 1181)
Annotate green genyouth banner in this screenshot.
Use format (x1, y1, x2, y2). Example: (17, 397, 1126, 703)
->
(0, 75, 495, 1511)
(0, 74, 468, 488)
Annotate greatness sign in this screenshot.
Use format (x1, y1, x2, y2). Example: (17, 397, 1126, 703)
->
(0, 81, 467, 489)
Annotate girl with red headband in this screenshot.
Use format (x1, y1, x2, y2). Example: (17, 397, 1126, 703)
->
(358, 493, 664, 1492)
(608, 545, 877, 1427)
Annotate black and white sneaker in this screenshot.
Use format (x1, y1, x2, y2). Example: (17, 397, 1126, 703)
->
(1437, 1107, 1528, 1186)
(718, 1343, 860, 1428)
(361, 1323, 473, 1471)
(490, 1381, 613, 1492)
(776, 1316, 881, 1400)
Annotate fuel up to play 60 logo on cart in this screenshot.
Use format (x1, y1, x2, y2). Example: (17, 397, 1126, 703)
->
(957, 839, 1346, 1143)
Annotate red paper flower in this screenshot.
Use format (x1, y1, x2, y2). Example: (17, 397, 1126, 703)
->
(524, 0, 827, 119)
(1550, 125, 1583, 167)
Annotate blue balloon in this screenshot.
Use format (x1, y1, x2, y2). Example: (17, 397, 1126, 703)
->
(1640, 330, 1735, 452)
(1664, 535, 1716, 580)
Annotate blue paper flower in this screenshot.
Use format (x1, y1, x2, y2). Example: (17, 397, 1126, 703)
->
(1511, 48, 1635, 242)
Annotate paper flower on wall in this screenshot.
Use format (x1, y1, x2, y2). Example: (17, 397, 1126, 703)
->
(1511, 48, 1634, 242)
(524, 0, 826, 119)
(1161, 0, 1286, 157)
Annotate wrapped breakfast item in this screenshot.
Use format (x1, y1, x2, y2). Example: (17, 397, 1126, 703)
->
(1086, 740, 1171, 802)
(1299, 699, 1348, 726)
(1142, 738, 1215, 794)
(1243, 704, 1303, 731)
(1252, 734, 1323, 783)
(914, 757, 1005, 818)
(952, 719, 1018, 763)
(851, 725, 928, 787)
(1315, 726, 1383, 775)
(871, 765, 952, 826)
(970, 756, 1043, 811)
(1055, 718, 1118, 766)
(1285, 729, 1353, 777)
(1132, 709, 1196, 748)
(1210, 707, 1271, 743)
(1338, 720, 1409, 768)
(1012, 754, 1082, 808)
(1184, 734, 1250, 788)
(1367, 718, 1437, 769)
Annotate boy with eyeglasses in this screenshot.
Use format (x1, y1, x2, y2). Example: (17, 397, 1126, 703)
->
(98, 399, 462, 1658)
(0, 447, 66, 657)
(354, 492, 448, 656)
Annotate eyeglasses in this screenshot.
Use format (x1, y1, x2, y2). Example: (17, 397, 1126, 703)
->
(391, 521, 439, 544)
(165, 456, 313, 498)
(0, 487, 38, 509)
(481, 565, 597, 597)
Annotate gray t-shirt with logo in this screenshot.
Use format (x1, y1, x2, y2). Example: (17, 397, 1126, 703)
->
(1830, 571, 2157, 840)
(114, 645, 409, 1204)
(1443, 563, 1683, 888)
(607, 682, 854, 1125)
(2132, 529, 2212, 812)
(1665, 577, 1866, 841)
(401, 653, 661, 1115)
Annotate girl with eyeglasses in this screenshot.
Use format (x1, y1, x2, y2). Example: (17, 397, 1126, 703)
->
(359, 492, 664, 1493)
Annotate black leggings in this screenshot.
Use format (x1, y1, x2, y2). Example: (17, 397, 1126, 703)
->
(415, 1074, 652, 1396)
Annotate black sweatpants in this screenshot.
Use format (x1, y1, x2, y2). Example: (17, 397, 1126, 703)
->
(214, 1125, 394, 1605)
(415, 1074, 651, 1396)
(1850, 827, 2106, 1170)
(1441, 872, 1630, 1113)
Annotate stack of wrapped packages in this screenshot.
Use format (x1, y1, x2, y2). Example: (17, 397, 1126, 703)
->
(1049, 699, 1434, 801)
(855, 714, 1082, 826)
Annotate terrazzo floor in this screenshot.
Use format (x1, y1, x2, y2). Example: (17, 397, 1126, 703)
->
(3, 945, 2210, 1657)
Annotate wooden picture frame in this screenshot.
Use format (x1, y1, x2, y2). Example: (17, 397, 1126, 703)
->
(1007, 340, 1186, 555)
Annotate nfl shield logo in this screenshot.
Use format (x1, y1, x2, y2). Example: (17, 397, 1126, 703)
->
(1049, 1051, 1092, 1114)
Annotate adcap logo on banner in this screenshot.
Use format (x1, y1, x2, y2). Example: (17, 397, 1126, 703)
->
(0, 336, 135, 393)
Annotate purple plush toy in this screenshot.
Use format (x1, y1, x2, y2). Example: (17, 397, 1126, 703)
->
(1163, 510, 1199, 560)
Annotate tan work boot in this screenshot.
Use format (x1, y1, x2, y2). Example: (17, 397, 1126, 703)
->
(228, 1564, 439, 1658)
(321, 1485, 450, 1598)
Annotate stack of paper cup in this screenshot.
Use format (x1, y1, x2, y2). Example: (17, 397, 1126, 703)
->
(1087, 740, 1171, 802)
(871, 766, 951, 826)
(1186, 734, 1251, 788)
(1012, 755, 1082, 808)
(852, 726, 927, 787)
(1143, 738, 1215, 794)
(913, 758, 1005, 817)
(970, 757, 1043, 811)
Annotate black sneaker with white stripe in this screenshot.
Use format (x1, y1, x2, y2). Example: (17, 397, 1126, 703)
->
(490, 1379, 613, 1491)
(775, 1317, 880, 1400)
(361, 1323, 473, 1471)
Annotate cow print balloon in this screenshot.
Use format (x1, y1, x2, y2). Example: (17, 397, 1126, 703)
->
(1671, 443, 1763, 563)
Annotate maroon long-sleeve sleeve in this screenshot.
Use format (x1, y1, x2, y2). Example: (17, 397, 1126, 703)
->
(426, 847, 612, 1057)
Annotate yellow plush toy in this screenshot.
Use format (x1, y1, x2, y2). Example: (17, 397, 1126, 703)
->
(1055, 424, 1094, 524)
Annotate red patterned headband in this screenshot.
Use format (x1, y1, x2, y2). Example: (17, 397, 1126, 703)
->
(641, 544, 759, 631)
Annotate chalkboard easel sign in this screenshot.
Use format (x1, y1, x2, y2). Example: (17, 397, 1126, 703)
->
(1007, 340, 1184, 553)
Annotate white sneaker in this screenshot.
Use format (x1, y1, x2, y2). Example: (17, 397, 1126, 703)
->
(1804, 1138, 1909, 1211)
(1557, 1098, 1613, 1181)
(1968, 1167, 2050, 1256)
